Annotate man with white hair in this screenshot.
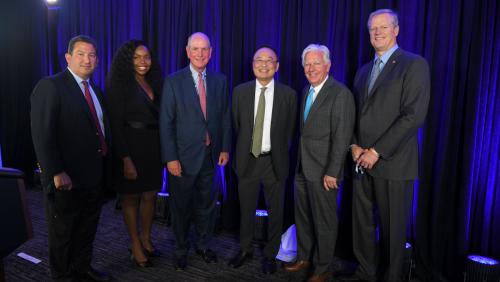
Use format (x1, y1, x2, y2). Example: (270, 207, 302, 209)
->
(284, 44, 355, 282)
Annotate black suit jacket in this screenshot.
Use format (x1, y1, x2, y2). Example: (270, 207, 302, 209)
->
(31, 69, 112, 189)
(232, 80, 297, 181)
(160, 66, 231, 175)
(298, 76, 355, 182)
(353, 48, 430, 180)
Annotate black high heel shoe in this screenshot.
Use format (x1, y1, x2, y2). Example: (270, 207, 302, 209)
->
(130, 254, 153, 268)
(143, 248, 162, 257)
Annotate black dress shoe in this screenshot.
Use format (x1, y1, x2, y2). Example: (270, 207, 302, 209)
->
(77, 268, 111, 282)
(336, 274, 371, 282)
(195, 248, 217, 263)
(174, 255, 187, 271)
(261, 257, 277, 274)
(228, 251, 253, 268)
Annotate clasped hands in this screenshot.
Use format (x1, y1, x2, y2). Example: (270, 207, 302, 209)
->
(351, 145, 380, 171)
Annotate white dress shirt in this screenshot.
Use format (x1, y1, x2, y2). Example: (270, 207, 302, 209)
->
(254, 79, 274, 153)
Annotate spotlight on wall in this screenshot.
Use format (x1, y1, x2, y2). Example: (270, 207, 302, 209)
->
(464, 255, 500, 282)
(44, 0, 61, 10)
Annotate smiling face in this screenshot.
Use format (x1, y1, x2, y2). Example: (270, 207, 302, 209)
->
(303, 50, 330, 87)
(252, 47, 279, 85)
(368, 13, 399, 56)
(186, 33, 212, 72)
(133, 45, 152, 77)
(65, 41, 98, 80)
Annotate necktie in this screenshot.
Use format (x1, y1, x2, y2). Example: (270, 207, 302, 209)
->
(82, 81, 107, 156)
(367, 58, 382, 94)
(251, 87, 267, 157)
(303, 88, 315, 122)
(198, 72, 210, 145)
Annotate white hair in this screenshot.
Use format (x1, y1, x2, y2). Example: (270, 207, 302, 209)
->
(187, 32, 211, 48)
(301, 44, 330, 67)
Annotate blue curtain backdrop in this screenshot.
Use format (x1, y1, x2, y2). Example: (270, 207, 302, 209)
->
(0, 0, 499, 280)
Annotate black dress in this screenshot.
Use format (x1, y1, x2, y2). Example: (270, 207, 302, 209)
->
(108, 83, 163, 193)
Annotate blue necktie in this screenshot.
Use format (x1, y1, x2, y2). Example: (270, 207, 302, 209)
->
(303, 88, 315, 121)
(368, 58, 382, 94)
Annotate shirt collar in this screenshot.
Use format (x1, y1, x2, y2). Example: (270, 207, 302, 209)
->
(310, 75, 329, 94)
(67, 67, 89, 85)
(256, 79, 274, 90)
(189, 64, 206, 79)
(374, 44, 399, 65)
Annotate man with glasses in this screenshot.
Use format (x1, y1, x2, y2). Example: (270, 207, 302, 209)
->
(284, 44, 354, 282)
(229, 46, 297, 274)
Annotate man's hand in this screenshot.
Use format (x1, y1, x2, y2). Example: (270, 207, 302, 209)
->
(53, 172, 72, 190)
(218, 152, 229, 166)
(167, 160, 182, 177)
(351, 144, 365, 162)
(356, 148, 380, 169)
(323, 175, 338, 191)
(123, 157, 138, 180)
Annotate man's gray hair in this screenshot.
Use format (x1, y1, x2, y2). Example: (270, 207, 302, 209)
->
(367, 9, 399, 28)
(301, 44, 331, 67)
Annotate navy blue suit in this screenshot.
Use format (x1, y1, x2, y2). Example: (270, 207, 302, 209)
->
(160, 66, 231, 256)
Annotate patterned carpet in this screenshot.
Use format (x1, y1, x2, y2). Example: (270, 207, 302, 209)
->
(3, 189, 344, 282)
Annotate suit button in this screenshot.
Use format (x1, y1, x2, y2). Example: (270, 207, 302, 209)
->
(96, 132, 99, 136)
(97, 149, 102, 153)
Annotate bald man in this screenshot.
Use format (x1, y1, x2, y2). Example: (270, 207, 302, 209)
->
(160, 32, 231, 270)
(229, 46, 297, 274)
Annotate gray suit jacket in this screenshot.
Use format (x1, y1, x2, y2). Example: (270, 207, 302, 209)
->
(298, 76, 355, 182)
(352, 48, 430, 180)
(232, 80, 297, 181)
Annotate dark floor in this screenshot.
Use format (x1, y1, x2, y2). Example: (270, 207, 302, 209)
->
(4, 189, 346, 282)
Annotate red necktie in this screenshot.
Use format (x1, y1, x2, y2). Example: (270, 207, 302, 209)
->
(82, 81, 107, 156)
(197, 72, 210, 145)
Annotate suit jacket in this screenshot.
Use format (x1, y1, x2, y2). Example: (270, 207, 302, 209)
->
(30, 69, 112, 189)
(160, 66, 231, 175)
(352, 48, 430, 180)
(232, 80, 297, 181)
(298, 76, 355, 182)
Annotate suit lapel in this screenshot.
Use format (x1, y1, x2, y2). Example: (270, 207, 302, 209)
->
(366, 48, 402, 98)
(304, 76, 333, 125)
(206, 71, 216, 123)
(62, 70, 96, 127)
(245, 81, 256, 129)
(270, 83, 282, 132)
(182, 67, 205, 122)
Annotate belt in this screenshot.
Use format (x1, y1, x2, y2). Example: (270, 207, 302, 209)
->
(258, 151, 271, 157)
(125, 121, 158, 130)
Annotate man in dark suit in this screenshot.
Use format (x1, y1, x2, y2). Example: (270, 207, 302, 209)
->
(159, 32, 231, 270)
(340, 9, 430, 282)
(284, 44, 355, 282)
(30, 35, 111, 282)
(229, 47, 297, 274)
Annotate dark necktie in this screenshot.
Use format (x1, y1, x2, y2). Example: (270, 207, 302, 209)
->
(368, 58, 382, 94)
(251, 87, 267, 157)
(82, 81, 107, 156)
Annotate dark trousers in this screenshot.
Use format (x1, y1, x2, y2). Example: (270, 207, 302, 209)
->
(238, 154, 284, 258)
(168, 146, 217, 257)
(294, 170, 339, 275)
(44, 184, 103, 280)
(352, 174, 413, 282)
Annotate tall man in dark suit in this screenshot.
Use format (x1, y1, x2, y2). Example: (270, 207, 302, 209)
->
(30, 35, 112, 282)
(284, 44, 355, 282)
(341, 9, 430, 282)
(229, 47, 297, 274)
(160, 32, 231, 270)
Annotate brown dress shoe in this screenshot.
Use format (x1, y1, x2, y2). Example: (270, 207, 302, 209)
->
(284, 260, 311, 272)
(308, 272, 330, 282)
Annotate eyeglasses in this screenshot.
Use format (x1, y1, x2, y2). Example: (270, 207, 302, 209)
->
(253, 59, 276, 66)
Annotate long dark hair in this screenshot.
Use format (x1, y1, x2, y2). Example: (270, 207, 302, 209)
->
(106, 40, 163, 96)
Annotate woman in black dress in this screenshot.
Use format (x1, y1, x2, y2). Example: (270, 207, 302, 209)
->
(107, 40, 163, 267)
